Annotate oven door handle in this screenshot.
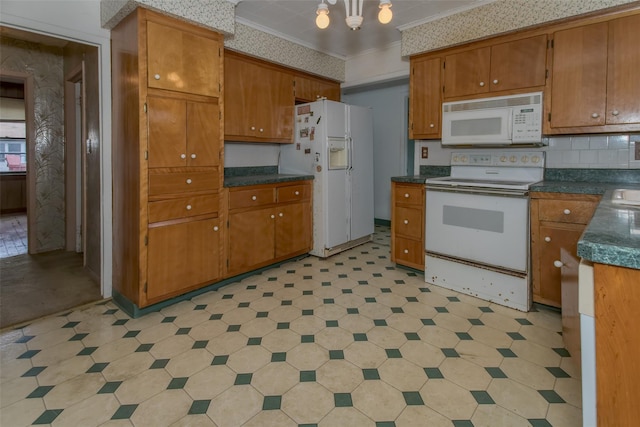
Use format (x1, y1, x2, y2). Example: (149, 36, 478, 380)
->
(425, 185, 529, 197)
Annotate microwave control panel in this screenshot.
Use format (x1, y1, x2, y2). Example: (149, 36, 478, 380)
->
(512, 105, 542, 142)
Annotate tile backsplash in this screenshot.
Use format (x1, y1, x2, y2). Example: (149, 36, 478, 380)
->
(415, 134, 640, 171)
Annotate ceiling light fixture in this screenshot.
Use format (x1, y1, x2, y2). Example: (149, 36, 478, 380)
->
(315, 0, 393, 31)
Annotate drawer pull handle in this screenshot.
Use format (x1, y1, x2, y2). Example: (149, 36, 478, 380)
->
(404, 193, 410, 198)
(544, 236, 551, 242)
(180, 154, 186, 159)
(190, 153, 197, 159)
(279, 212, 284, 217)
(295, 191, 300, 196)
(186, 179, 192, 184)
(563, 209, 571, 215)
(154, 74, 160, 80)
(213, 226, 219, 232)
(553, 260, 564, 268)
(403, 249, 409, 254)
(479, 81, 485, 87)
(186, 205, 192, 210)
(403, 219, 409, 225)
(252, 196, 257, 201)
(270, 214, 275, 219)
(492, 79, 499, 85)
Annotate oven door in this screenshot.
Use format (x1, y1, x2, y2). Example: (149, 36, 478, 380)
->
(425, 187, 529, 272)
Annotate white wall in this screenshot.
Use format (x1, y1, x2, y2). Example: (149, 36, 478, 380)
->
(1, 0, 113, 297)
(224, 143, 281, 168)
(343, 41, 409, 89)
(342, 80, 409, 221)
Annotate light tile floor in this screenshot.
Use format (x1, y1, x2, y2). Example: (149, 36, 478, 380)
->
(0, 213, 28, 258)
(0, 226, 582, 427)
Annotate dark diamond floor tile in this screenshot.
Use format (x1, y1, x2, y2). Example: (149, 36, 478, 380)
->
(87, 362, 109, 373)
(189, 400, 211, 415)
(516, 318, 533, 325)
(17, 349, 40, 359)
(69, 333, 89, 341)
(194, 304, 207, 310)
(404, 332, 420, 341)
(381, 288, 391, 293)
(406, 297, 419, 302)
(277, 322, 290, 330)
(347, 308, 359, 314)
(210, 314, 223, 320)
(326, 320, 339, 327)
(22, 366, 46, 377)
(212, 355, 229, 365)
(421, 319, 435, 326)
(62, 321, 80, 328)
(151, 359, 170, 369)
(98, 381, 123, 394)
(168, 377, 188, 389)
(468, 319, 484, 326)
(123, 330, 140, 338)
(235, 373, 253, 385)
(193, 340, 208, 349)
(263, 395, 282, 410)
(247, 285, 257, 290)
(33, 409, 63, 424)
(248, 337, 262, 345)
(227, 325, 241, 332)
(363, 368, 380, 380)
(538, 390, 565, 403)
(27, 385, 54, 398)
(403, 391, 424, 405)
(222, 294, 233, 299)
(456, 332, 473, 341)
(553, 348, 571, 357)
(528, 419, 553, 427)
(342, 289, 353, 294)
(546, 367, 570, 378)
(284, 284, 294, 288)
(113, 319, 128, 326)
(374, 319, 387, 326)
(14, 335, 35, 343)
(329, 350, 344, 360)
(77, 347, 98, 356)
(257, 312, 269, 318)
(507, 332, 525, 340)
(282, 300, 293, 306)
(353, 333, 368, 342)
(135, 343, 153, 352)
(334, 393, 353, 407)
(301, 335, 315, 343)
(485, 367, 507, 378)
(375, 422, 396, 427)
(300, 371, 316, 382)
(263, 292, 274, 297)
(271, 352, 286, 362)
(103, 309, 118, 315)
(385, 349, 402, 358)
(391, 307, 403, 313)
(442, 348, 459, 358)
(447, 296, 460, 302)
(303, 290, 313, 295)
(162, 316, 176, 323)
(479, 307, 493, 313)
(471, 390, 495, 404)
(394, 280, 405, 284)
(111, 404, 138, 420)
(497, 348, 517, 358)
(452, 421, 474, 427)
(419, 287, 430, 293)
(435, 307, 448, 313)
(176, 327, 191, 335)
(238, 302, 250, 308)
(302, 309, 314, 316)
(424, 367, 444, 379)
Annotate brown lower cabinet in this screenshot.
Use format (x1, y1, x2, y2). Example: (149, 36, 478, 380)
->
(227, 181, 312, 277)
(391, 182, 425, 270)
(530, 192, 600, 307)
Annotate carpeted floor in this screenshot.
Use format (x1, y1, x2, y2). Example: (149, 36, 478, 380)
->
(0, 250, 101, 329)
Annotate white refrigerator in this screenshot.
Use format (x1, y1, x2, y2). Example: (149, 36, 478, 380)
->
(279, 100, 374, 258)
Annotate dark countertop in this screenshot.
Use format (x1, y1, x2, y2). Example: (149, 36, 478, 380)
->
(224, 173, 313, 188)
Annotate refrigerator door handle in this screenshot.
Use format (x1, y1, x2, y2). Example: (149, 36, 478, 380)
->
(348, 136, 354, 172)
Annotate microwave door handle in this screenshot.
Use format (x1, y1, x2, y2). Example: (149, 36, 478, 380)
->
(507, 109, 514, 138)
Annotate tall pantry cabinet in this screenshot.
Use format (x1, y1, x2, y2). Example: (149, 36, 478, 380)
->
(111, 8, 224, 309)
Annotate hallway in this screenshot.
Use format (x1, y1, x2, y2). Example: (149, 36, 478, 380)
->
(0, 213, 28, 258)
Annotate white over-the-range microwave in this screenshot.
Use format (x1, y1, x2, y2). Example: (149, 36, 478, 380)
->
(441, 92, 543, 146)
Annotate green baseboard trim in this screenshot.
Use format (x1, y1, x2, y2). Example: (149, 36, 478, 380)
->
(375, 218, 391, 226)
(112, 254, 309, 318)
(395, 264, 424, 275)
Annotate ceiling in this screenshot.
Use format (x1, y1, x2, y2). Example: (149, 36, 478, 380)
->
(233, 0, 490, 58)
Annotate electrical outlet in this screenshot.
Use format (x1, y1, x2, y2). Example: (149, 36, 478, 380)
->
(635, 140, 640, 160)
(421, 146, 429, 159)
(630, 141, 640, 168)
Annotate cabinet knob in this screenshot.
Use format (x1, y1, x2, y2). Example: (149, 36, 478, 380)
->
(544, 236, 551, 242)
(279, 212, 284, 217)
(251, 195, 257, 201)
(213, 226, 219, 232)
(403, 249, 409, 254)
(563, 209, 571, 215)
(612, 110, 620, 116)
(251, 126, 256, 131)
(479, 81, 485, 87)
(270, 214, 275, 219)
(553, 260, 564, 268)
(186, 205, 192, 210)
(186, 178, 192, 184)
(259, 128, 264, 132)
(430, 123, 435, 128)
(180, 154, 186, 159)
(404, 193, 410, 198)
(591, 113, 599, 119)
(190, 153, 197, 159)
(403, 219, 409, 225)
(492, 79, 499, 85)
(154, 74, 160, 80)
(295, 191, 300, 196)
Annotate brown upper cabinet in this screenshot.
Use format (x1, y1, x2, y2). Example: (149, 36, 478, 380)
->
(549, 13, 640, 132)
(146, 20, 220, 98)
(224, 50, 295, 143)
(409, 56, 442, 139)
(443, 35, 547, 99)
(294, 73, 341, 102)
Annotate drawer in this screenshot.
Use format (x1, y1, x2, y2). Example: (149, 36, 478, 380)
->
(394, 206, 423, 238)
(229, 187, 276, 210)
(149, 171, 218, 197)
(538, 199, 598, 224)
(394, 237, 424, 268)
(394, 184, 423, 206)
(277, 183, 310, 203)
(148, 195, 219, 223)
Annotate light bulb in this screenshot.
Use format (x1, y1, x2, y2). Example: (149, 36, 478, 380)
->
(316, 3, 330, 29)
(378, 1, 392, 24)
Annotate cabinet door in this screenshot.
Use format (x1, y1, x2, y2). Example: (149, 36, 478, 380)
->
(606, 14, 640, 125)
(550, 22, 608, 128)
(410, 57, 441, 139)
(444, 47, 491, 98)
(146, 20, 219, 97)
(536, 225, 583, 307)
(187, 100, 220, 167)
(224, 55, 258, 138)
(228, 207, 275, 273)
(148, 96, 186, 168)
(275, 202, 311, 258)
(490, 35, 547, 92)
(295, 75, 340, 102)
(259, 67, 294, 141)
(147, 218, 220, 302)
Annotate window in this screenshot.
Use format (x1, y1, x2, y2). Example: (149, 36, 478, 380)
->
(0, 96, 27, 173)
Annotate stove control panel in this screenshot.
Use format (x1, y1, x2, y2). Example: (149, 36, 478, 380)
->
(450, 151, 544, 167)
